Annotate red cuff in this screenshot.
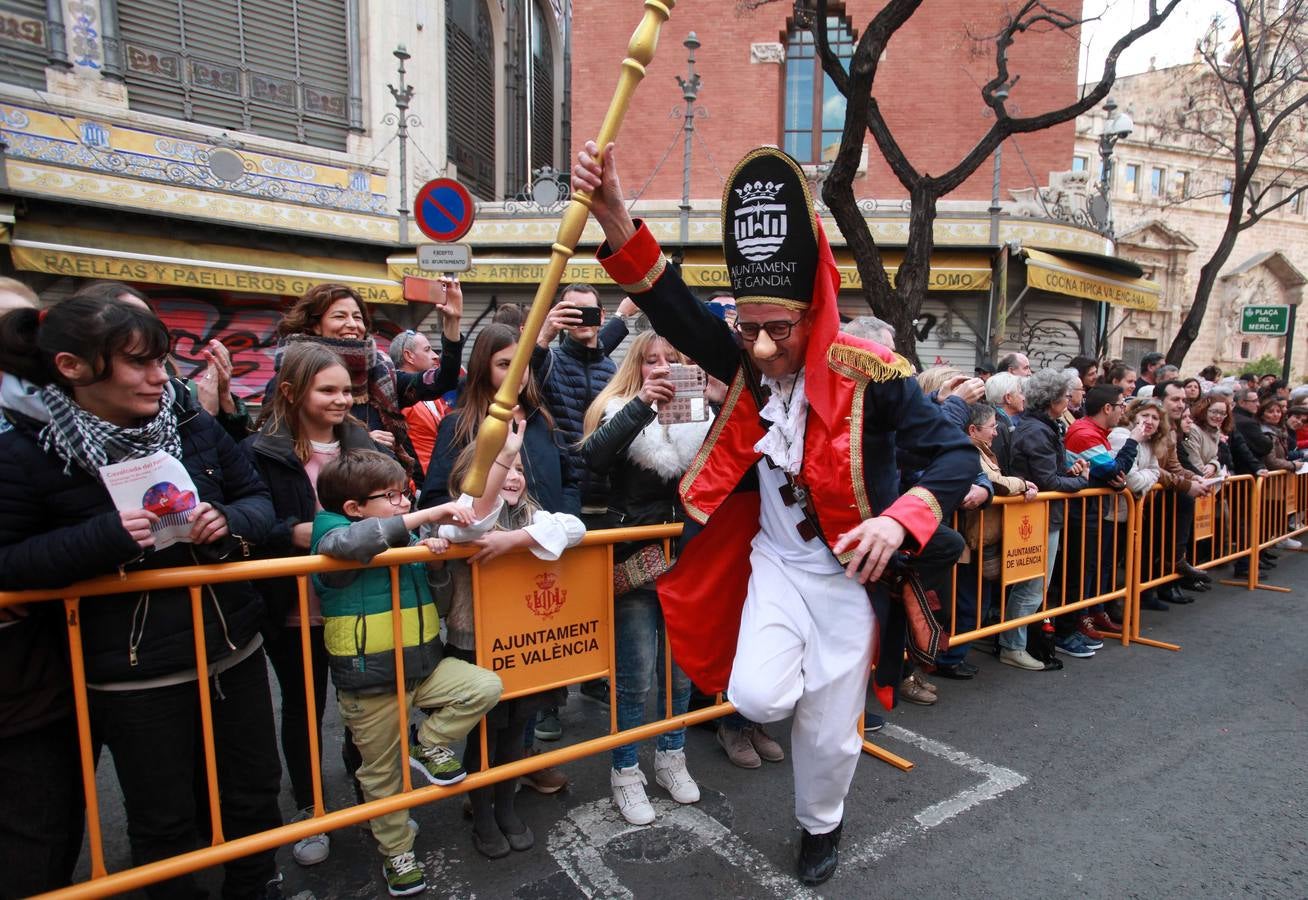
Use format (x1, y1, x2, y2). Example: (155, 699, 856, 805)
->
(882, 487, 944, 552)
(597, 221, 668, 295)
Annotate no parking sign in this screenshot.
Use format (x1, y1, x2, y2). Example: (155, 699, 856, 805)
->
(414, 178, 476, 243)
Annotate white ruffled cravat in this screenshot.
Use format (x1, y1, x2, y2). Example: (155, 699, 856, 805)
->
(754, 371, 808, 475)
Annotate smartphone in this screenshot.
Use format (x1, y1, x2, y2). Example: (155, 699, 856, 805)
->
(576, 305, 602, 326)
(658, 364, 709, 425)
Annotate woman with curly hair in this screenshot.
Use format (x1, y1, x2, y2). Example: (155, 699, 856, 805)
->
(267, 283, 464, 475)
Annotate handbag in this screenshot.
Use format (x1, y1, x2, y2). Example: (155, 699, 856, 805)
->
(614, 543, 674, 596)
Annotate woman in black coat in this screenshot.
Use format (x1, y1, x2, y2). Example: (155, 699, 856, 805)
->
(0, 298, 281, 900)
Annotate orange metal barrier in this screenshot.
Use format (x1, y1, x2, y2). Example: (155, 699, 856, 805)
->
(0, 524, 734, 900)
(944, 488, 1137, 652)
(1230, 469, 1308, 594)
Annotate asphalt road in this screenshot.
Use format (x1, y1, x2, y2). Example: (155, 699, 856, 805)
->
(76, 553, 1308, 899)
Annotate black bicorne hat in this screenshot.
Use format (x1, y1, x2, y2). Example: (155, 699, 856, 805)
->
(722, 148, 819, 310)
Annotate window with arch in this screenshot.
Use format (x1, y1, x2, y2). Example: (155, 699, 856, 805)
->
(783, 14, 856, 165)
(447, 0, 496, 200)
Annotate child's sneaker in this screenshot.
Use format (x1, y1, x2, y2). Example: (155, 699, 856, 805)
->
(610, 765, 655, 825)
(409, 743, 467, 786)
(654, 748, 700, 804)
(382, 850, 426, 896)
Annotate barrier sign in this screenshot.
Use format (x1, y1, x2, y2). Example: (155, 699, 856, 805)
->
(1193, 493, 1215, 541)
(1001, 502, 1048, 586)
(1240, 305, 1290, 335)
(414, 178, 476, 243)
(473, 545, 611, 699)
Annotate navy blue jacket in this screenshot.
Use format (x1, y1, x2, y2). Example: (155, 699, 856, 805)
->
(531, 320, 628, 512)
(1010, 410, 1088, 531)
(0, 384, 275, 683)
(418, 405, 571, 514)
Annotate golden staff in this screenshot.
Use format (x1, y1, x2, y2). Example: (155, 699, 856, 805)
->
(462, 0, 676, 496)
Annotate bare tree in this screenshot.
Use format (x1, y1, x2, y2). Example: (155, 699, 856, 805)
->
(744, 0, 1181, 367)
(1164, 0, 1308, 368)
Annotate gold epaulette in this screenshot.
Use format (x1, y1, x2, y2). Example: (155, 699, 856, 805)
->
(826, 342, 914, 383)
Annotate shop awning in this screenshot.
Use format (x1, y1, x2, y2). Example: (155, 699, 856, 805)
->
(9, 224, 405, 304)
(1023, 248, 1160, 312)
(387, 248, 992, 293)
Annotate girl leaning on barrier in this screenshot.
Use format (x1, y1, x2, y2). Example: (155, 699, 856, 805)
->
(0, 297, 284, 900)
(581, 330, 730, 826)
(440, 431, 585, 859)
(242, 342, 383, 868)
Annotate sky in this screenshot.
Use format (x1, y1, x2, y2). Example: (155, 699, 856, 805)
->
(1079, 0, 1234, 82)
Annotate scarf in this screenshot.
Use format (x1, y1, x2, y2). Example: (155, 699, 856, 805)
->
(279, 334, 413, 474)
(604, 398, 715, 480)
(754, 371, 808, 475)
(39, 382, 182, 477)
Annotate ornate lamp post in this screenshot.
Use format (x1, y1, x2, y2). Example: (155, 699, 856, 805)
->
(385, 46, 421, 244)
(675, 32, 703, 249)
(1089, 97, 1134, 237)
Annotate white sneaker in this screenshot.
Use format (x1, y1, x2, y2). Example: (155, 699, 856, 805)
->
(653, 748, 700, 804)
(1276, 538, 1302, 550)
(999, 648, 1045, 671)
(610, 765, 655, 825)
(290, 808, 330, 866)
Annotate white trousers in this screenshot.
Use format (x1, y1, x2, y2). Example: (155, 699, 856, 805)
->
(727, 549, 876, 833)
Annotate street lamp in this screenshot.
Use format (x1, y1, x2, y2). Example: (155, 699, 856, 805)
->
(1089, 97, 1133, 236)
(385, 46, 421, 244)
(675, 32, 702, 249)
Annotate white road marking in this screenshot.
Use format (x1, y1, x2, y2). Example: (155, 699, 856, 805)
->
(842, 723, 1028, 866)
(545, 725, 1028, 896)
(547, 797, 821, 900)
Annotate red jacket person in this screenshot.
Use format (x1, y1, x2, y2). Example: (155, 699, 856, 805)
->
(575, 142, 976, 886)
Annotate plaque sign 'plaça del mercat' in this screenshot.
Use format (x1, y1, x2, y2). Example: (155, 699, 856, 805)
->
(1240, 305, 1290, 336)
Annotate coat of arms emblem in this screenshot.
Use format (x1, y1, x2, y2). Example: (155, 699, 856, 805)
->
(1019, 515, 1033, 542)
(525, 572, 566, 619)
(733, 180, 787, 262)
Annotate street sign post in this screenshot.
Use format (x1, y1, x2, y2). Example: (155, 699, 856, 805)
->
(414, 178, 476, 243)
(417, 243, 471, 272)
(1240, 305, 1291, 335)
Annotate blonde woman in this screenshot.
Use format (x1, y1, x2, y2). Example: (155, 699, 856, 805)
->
(581, 331, 727, 825)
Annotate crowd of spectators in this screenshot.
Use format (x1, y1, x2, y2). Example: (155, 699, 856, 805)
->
(1, 276, 1305, 897)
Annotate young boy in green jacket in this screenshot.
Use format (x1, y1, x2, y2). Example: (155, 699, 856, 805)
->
(312, 450, 502, 897)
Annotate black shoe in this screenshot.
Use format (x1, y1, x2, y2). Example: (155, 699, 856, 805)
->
(797, 822, 842, 886)
(1178, 577, 1210, 593)
(1163, 585, 1195, 605)
(1264, 550, 1280, 560)
(863, 713, 885, 734)
(934, 661, 978, 680)
(1177, 561, 1212, 583)
(579, 678, 610, 703)
(1140, 591, 1170, 611)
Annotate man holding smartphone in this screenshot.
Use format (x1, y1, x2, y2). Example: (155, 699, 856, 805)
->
(574, 142, 975, 886)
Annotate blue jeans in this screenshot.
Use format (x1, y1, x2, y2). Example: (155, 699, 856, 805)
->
(611, 587, 691, 770)
(998, 529, 1060, 652)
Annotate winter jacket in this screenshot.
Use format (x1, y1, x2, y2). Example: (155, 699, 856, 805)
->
(310, 512, 442, 694)
(1010, 409, 1088, 531)
(0, 384, 274, 684)
(419, 406, 572, 514)
(993, 407, 1017, 473)
(1229, 426, 1264, 475)
(1261, 424, 1297, 473)
(584, 396, 713, 560)
(1233, 407, 1272, 461)
(1108, 428, 1162, 498)
(240, 421, 378, 628)
(1155, 431, 1197, 492)
(1185, 425, 1224, 475)
(531, 330, 623, 513)
(960, 438, 1028, 568)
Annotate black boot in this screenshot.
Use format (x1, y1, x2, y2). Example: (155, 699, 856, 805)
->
(797, 822, 842, 886)
(1140, 590, 1169, 611)
(1177, 560, 1212, 583)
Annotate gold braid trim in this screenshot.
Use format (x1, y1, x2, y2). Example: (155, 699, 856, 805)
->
(905, 486, 944, 524)
(678, 368, 753, 525)
(826, 342, 914, 383)
(849, 380, 872, 521)
(617, 254, 669, 295)
(736, 296, 810, 311)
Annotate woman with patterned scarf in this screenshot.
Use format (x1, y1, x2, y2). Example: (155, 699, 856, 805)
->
(266, 283, 465, 477)
(0, 296, 283, 899)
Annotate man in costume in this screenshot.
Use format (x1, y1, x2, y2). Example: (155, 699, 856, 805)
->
(574, 142, 976, 885)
